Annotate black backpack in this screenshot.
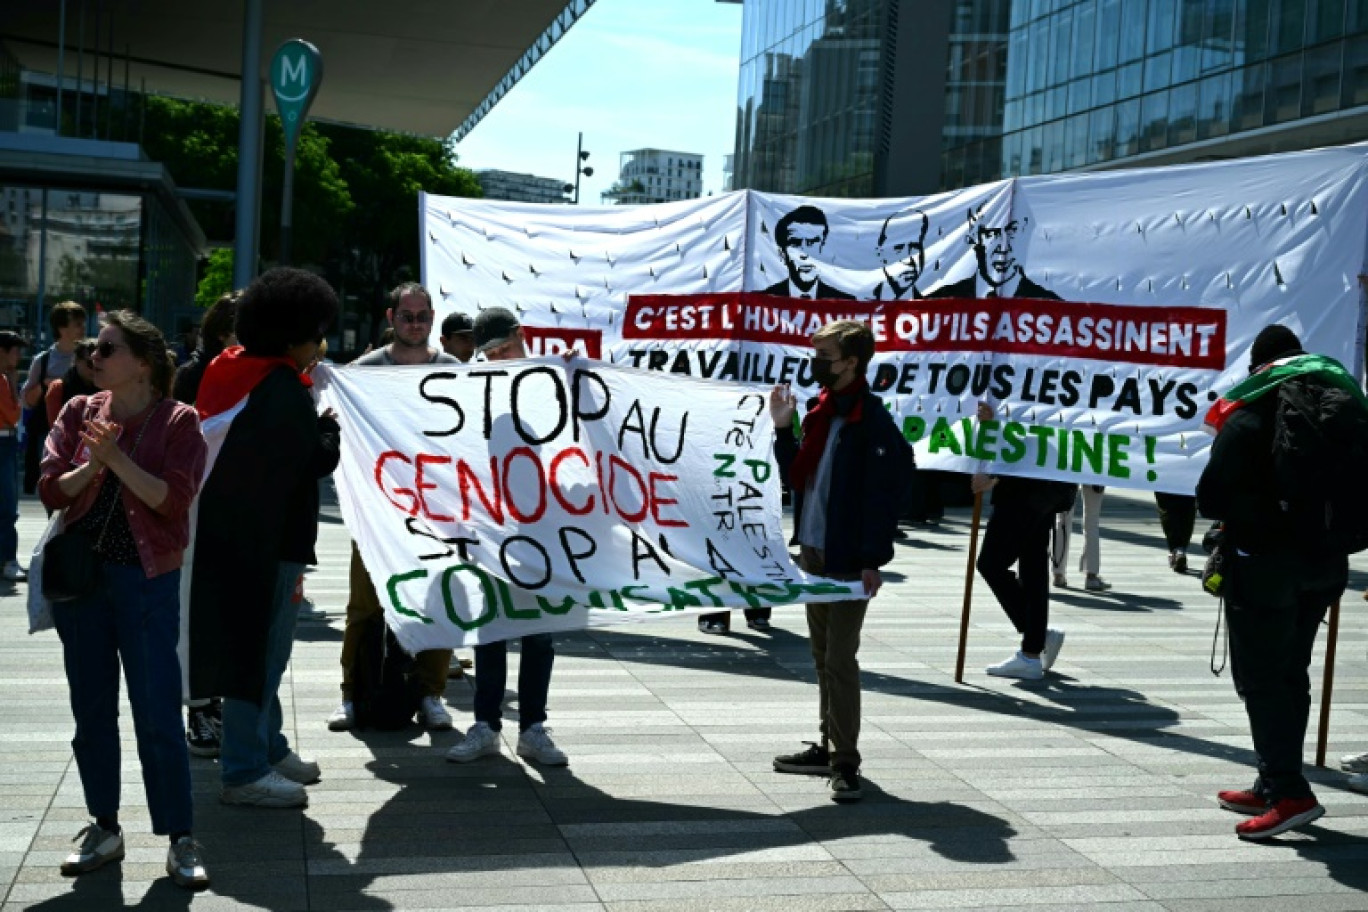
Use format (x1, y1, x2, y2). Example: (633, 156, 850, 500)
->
(1271, 376, 1368, 555)
(350, 613, 423, 731)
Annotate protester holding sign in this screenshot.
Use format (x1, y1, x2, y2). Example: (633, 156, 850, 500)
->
(768, 320, 902, 803)
(190, 268, 340, 809)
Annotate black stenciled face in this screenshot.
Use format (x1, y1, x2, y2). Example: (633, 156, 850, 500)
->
(880, 233, 924, 290)
(780, 222, 826, 288)
(973, 221, 1019, 287)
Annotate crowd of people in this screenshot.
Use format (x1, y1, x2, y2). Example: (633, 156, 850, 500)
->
(3, 275, 1365, 892)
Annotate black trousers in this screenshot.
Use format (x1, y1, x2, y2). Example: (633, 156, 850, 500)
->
(1154, 492, 1197, 551)
(976, 498, 1054, 655)
(1225, 550, 1346, 801)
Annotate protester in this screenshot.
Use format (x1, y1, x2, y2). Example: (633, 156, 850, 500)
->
(1198, 323, 1354, 839)
(768, 320, 901, 803)
(173, 291, 240, 405)
(974, 401, 1075, 681)
(1052, 484, 1109, 591)
(1154, 492, 1197, 573)
(0, 332, 25, 583)
(445, 306, 567, 766)
(327, 282, 457, 733)
(43, 338, 98, 427)
(190, 267, 339, 809)
(439, 311, 476, 362)
(39, 311, 209, 889)
(22, 300, 86, 495)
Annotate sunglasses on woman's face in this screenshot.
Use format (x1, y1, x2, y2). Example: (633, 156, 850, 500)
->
(93, 341, 128, 359)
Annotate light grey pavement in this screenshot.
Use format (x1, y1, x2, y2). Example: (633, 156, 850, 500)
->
(0, 487, 1365, 911)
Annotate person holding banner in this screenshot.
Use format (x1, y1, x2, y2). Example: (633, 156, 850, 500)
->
(768, 319, 902, 803)
(190, 268, 340, 809)
(439, 312, 476, 363)
(328, 283, 457, 733)
(1051, 485, 1109, 591)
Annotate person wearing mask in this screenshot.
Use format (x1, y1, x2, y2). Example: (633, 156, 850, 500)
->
(0, 332, 25, 583)
(190, 267, 340, 809)
(39, 311, 210, 889)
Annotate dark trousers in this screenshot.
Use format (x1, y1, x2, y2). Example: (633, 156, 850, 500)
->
(977, 498, 1054, 655)
(1225, 550, 1346, 801)
(473, 634, 554, 732)
(1154, 492, 1197, 551)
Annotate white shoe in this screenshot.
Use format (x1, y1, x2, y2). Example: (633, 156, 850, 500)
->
(2, 560, 26, 582)
(446, 722, 501, 763)
(1346, 772, 1368, 794)
(517, 723, 568, 766)
(166, 836, 210, 890)
(1041, 628, 1065, 672)
(326, 701, 353, 732)
(986, 651, 1044, 681)
(220, 770, 307, 808)
(419, 695, 454, 731)
(272, 751, 321, 785)
(1340, 751, 1368, 774)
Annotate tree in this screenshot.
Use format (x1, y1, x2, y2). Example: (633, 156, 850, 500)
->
(196, 248, 234, 309)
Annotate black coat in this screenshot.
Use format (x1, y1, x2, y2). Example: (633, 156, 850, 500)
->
(931, 274, 1061, 300)
(761, 278, 855, 300)
(189, 366, 340, 703)
(1197, 395, 1293, 555)
(775, 390, 903, 574)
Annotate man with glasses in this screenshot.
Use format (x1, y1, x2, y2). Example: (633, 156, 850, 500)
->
(327, 282, 458, 733)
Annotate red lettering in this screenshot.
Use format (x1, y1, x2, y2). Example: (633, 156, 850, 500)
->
(502, 447, 548, 523)
(649, 472, 688, 528)
(457, 456, 503, 523)
(375, 450, 417, 516)
(415, 453, 454, 522)
(548, 447, 594, 515)
(607, 455, 649, 523)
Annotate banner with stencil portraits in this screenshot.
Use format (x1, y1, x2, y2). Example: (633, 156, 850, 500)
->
(422, 144, 1368, 495)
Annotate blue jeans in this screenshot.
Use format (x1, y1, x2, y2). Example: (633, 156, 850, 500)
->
(53, 565, 192, 835)
(473, 633, 554, 732)
(221, 561, 305, 787)
(0, 436, 18, 563)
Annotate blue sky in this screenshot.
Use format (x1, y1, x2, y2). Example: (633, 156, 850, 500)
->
(453, 0, 743, 204)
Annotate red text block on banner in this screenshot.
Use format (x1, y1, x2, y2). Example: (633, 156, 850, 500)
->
(624, 293, 1228, 370)
(522, 326, 603, 359)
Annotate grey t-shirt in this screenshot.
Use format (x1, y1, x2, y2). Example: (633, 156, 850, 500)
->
(25, 346, 76, 394)
(353, 346, 458, 367)
(797, 416, 844, 550)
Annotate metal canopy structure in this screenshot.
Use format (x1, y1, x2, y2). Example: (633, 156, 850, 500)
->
(3, 0, 594, 137)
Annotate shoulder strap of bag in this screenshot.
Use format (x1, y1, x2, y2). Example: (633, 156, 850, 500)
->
(89, 398, 163, 551)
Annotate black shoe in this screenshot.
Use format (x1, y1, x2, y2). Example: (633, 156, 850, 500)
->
(186, 709, 220, 759)
(773, 741, 829, 775)
(746, 617, 771, 631)
(830, 765, 863, 803)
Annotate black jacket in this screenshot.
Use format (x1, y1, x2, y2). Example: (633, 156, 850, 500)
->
(189, 366, 340, 703)
(931, 275, 1061, 301)
(775, 390, 903, 574)
(761, 278, 855, 300)
(1197, 394, 1294, 555)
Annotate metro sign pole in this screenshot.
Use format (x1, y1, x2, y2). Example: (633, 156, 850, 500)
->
(271, 39, 323, 266)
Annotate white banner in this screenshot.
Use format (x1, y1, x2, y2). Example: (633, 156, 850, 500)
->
(423, 145, 1368, 494)
(316, 360, 860, 652)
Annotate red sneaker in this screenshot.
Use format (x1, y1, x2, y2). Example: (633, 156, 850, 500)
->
(1217, 789, 1268, 815)
(1235, 797, 1324, 840)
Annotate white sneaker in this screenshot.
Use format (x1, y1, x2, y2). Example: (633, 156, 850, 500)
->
(446, 722, 501, 763)
(220, 770, 307, 808)
(1347, 772, 1368, 794)
(1340, 751, 1368, 774)
(419, 695, 454, 731)
(1041, 628, 1065, 672)
(327, 701, 354, 732)
(517, 723, 568, 766)
(2, 560, 26, 582)
(60, 823, 124, 875)
(272, 751, 321, 785)
(986, 651, 1044, 681)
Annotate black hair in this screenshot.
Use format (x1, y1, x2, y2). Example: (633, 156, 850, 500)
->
(235, 267, 339, 357)
(105, 310, 175, 397)
(0, 330, 23, 351)
(201, 291, 241, 357)
(388, 281, 432, 310)
(775, 205, 829, 248)
(49, 301, 87, 336)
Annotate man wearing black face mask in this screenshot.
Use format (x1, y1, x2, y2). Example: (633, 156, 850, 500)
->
(768, 321, 902, 803)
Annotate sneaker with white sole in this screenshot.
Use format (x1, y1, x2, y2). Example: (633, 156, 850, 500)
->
(986, 651, 1044, 681)
(166, 836, 210, 890)
(1041, 628, 1065, 672)
(1340, 750, 1368, 774)
(2, 560, 27, 582)
(419, 695, 454, 731)
(60, 823, 124, 876)
(517, 723, 568, 766)
(186, 707, 220, 758)
(272, 751, 321, 785)
(327, 701, 354, 732)
(1084, 575, 1111, 592)
(1346, 772, 1368, 794)
(446, 721, 501, 763)
(220, 770, 308, 808)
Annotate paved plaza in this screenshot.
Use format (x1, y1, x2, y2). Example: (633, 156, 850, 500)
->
(0, 488, 1365, 911)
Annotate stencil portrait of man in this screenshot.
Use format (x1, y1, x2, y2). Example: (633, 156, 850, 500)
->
(870, 208, 928, 301)
(933, 207, 1060, 301)
(761, 205, 854, 300)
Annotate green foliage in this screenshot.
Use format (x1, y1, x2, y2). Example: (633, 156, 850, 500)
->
(196, 248, 234, 309)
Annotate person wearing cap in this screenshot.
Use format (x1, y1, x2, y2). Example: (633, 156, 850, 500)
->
(326, 282, 459, 734)
(1198, 323, 1351, 840)
(445, 306, 567, 767)
(439, 312, 476, 363)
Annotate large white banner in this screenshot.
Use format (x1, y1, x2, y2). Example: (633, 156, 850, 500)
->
(316, 360, 860, 652)
(424, 145, 1368, 494)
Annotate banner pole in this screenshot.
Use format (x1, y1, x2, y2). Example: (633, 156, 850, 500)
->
(1314, 598, 1341, 768)
(954, 491, 984, 684)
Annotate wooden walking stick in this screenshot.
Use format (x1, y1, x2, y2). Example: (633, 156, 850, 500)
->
(954, 491, 985, 684)
(1314, 598, 1341, 768)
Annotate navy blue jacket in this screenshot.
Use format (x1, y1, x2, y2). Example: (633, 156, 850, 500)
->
(775, 390, 904, 574)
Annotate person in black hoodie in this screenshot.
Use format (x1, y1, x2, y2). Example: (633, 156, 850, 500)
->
(1198, 324, 1349, 840)
(188, 268, 340, 810)
(172, 291, 240, 407)
(768, 320, 902, 803)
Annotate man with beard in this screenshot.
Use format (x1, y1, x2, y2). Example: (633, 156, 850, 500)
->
(768, 320, 901, 802)
(933, 209, 1059, 300)
(870, 209, 927, 300)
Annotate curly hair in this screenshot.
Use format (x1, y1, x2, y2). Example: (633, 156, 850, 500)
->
(235, 267, 339, 357)
(104, 310, 175, 397)
(201, 291, 241, 356)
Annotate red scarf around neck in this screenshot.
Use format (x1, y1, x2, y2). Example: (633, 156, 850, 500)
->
(790, 378, 867, 490)
(196, 345, 313, 421)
